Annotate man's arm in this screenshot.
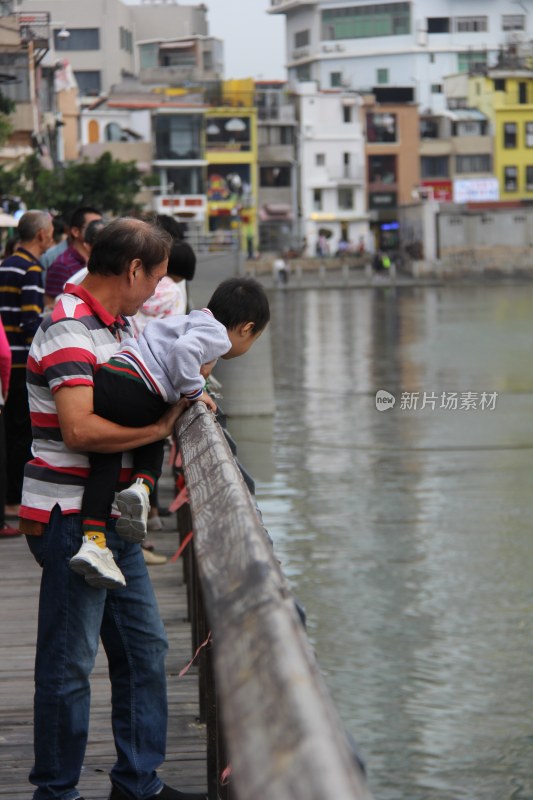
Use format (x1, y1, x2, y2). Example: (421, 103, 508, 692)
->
(55, 385, 188, 453)
(20, 264, 44, 340)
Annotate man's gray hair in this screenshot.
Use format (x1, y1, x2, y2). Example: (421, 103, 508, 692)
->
(17, 210, 52, 243)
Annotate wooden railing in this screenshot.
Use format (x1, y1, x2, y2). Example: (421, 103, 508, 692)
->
(175, 403, 372, 800)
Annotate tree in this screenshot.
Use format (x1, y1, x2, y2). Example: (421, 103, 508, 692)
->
(0, 92, 15, 147)
(0, 152, 143, 215)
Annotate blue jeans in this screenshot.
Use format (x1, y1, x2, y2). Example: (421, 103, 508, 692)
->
(26, 505, 169, 800)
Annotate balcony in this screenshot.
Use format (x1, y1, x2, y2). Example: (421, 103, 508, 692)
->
(268, 0, 318, 13)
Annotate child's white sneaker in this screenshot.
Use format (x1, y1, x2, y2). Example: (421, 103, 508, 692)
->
(116, 479, 150, 542)
(70, 537, 126, 590)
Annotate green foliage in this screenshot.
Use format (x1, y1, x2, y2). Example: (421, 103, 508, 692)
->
(0, 113, 12, 146)
(0, 93, 15, 116)
(0, 152, 143, 215)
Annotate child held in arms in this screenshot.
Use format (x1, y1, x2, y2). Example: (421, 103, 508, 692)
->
(70, 276, 270, 588)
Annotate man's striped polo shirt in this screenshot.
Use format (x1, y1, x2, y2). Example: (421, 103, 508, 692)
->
(21, 284, 134, 523)
(0, 246, 44, 368)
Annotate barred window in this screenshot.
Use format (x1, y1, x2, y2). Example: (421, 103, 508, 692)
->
(455, 154, 491, 173)
(322, 3, 410, 40)
(455, 16, 488, 33)
(294, 29, 310, 48)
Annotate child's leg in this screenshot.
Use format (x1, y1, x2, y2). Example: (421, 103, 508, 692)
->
(115, 441, 165, 542)
(70, 451, 126, 590)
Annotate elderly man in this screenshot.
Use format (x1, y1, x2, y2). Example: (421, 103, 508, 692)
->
(44, 206, 102, 306)
(0, 209, 53, 516)
(19, 217, 204, 800)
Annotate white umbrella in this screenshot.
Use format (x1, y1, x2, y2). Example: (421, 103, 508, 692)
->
(0, 211, 18, 227)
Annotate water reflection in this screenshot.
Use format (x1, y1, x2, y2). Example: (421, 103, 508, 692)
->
(236, 285, 533, 800)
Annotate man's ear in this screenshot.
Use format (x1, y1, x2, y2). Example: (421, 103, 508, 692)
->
(127, 258, 143, 283)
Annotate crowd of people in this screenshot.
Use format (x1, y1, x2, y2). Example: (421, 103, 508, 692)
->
(0, 206, 270, 800)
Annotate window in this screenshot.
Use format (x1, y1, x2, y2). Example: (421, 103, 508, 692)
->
(296, 65, 311, 81)
(526, 166, 533, 192)
(494, 79, 506, 92)
(294, 29, 310, 48)
(280, 126, 294, 145)
(366, 112, 397, 142)
(203, 50, 213, 71)
(431, 84, 442, 94)
(330, 71, 342, 87)
(421, 156, 449, 178)
(457, 51, 487, 73)
(504, 166, 517, 192)
(502, 15, 525, 31)
(377, 68, 389, 84)
(55, 28, 100, 51)
(369, 154, 397, 183)
(343, 106, 352, 123)
(206, 116, 251, 151)
(167, 167, 204, 195)
(519, 83, 527, 105)
(258, 127, 294, 146)
(74, 71, 101, 96)
(504, 123, 517, 149)
(316, 153, 325, 166)
(0, 52, 30, 103)
(155, 114, 203, 160)
(420, 118, 439, 139)
(456, 154, 491, 173)
(260, 167, 291, 187)
(321, 3, 410, 41)
(455, 16, 488, 33)
(427, 18, 450, 33)
(526, 122, 533, 148)
(455, 121, 487, 137)
(337, 188, 353, 209)
(313, 189, 322, 211)
(105, 122, 123, 142)
(119, 27, 133, 53)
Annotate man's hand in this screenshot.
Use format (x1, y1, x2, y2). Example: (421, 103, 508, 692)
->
(156, 397, 190, 438)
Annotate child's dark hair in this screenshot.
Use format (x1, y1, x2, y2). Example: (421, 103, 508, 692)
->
(168, 240, 196, 281)
(207, 277, 270, 333)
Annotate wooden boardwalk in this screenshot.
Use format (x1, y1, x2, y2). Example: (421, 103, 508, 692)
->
(0, 466, 207, 800)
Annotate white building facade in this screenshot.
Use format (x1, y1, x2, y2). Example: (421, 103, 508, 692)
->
(16, 0, 220, 101)
(269, 1, 531, 113)
(296, 82, 368, 255)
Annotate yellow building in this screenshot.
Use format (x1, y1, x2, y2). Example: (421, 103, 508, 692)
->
(468, 67, 533, 201)
(205, 79, 258, 254)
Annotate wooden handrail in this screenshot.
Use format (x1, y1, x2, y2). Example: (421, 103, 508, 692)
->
(176, 402, 372, 800)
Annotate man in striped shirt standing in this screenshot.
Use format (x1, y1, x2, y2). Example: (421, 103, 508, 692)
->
(19, 217, 203, 800)
(0, 210, 53, 516)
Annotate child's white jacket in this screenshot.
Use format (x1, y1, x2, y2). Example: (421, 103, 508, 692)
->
(114, 308, 231, 403)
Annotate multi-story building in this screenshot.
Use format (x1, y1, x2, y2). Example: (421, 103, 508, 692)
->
(255, 80, 298, 253)
(268, 0, 531, 113)
(81, 85, 209, 231)
(205, 80, 258, 252)
(462, 54, 533, 201)
(364, 94, 420, 250)
(17, 0, 221, 103)
(419, 108, 493, 203)
(295, 82, 368, 255)
(0, 9, 60, 166)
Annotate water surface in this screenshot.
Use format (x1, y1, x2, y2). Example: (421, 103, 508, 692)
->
(232, 284, 533, 800)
